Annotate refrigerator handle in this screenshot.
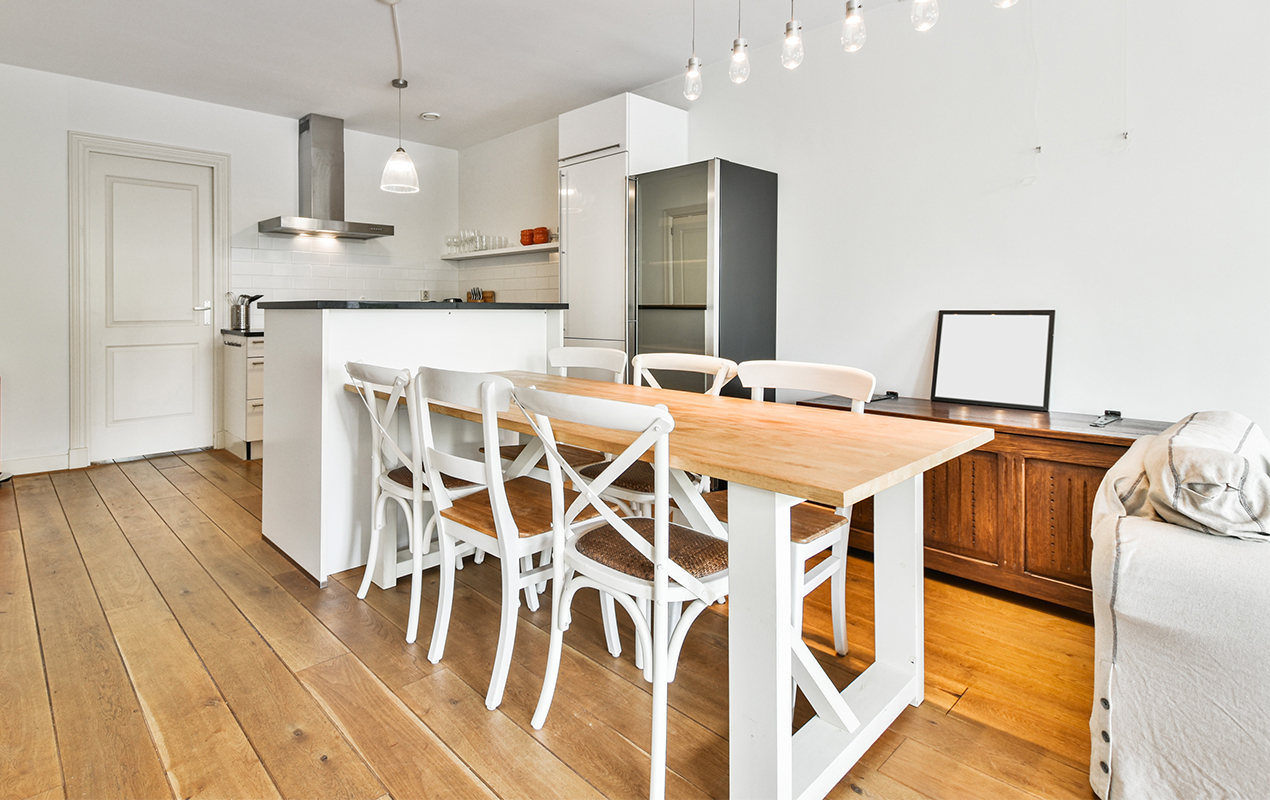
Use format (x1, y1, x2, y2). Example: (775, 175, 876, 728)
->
(559, 169, 568, 334)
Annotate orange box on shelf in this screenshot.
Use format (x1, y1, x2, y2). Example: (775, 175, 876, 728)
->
(533, 226, 549, 244)
(520, 229, 534, 246)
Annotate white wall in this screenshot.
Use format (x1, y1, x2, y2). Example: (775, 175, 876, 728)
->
(0, 63, 457, 472)
(639, 0, 1270, 426)
(452, 118, 561, 303)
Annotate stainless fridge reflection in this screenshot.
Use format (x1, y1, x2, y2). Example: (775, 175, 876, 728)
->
(629, 159, 778, 395)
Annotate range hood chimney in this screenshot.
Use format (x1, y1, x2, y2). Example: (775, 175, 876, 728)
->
(258, 114, 394, 240)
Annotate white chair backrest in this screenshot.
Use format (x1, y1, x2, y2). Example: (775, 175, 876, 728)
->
(547, 346, 628, 383)
(414, 366, 517, 535)
(737, 360, 876, 413)
(631, 353, 739, 396)
(513, 386, 723, 604)
(346, 361, 415, 477)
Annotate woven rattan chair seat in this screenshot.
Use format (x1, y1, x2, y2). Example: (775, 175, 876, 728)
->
(578, 460, 701, 495)
(701, 490, 847, 545)
(386, 466, 474, 491)
(495, 443, 608, 470)
(574, 517, 728, 582)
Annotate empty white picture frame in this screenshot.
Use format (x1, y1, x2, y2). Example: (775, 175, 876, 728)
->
(931, 310, 1055, 411)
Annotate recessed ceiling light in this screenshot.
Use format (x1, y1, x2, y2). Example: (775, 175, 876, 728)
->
(419, 112, 441, 121)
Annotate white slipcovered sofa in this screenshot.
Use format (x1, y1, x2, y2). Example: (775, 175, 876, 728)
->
(1090, 411, 1270, 799)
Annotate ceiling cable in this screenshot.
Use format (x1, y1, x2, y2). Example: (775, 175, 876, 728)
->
(390, 4, 404, 80)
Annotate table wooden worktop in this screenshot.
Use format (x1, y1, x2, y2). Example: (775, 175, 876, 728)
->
(348, 371, 992, 508)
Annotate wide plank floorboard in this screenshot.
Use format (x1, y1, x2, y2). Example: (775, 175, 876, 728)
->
(0, 483, 64, 800)
(14, 475, 171, 800)
(52, 470, 281, 800)
(87, 464, 386, 800)
(13, 452, 1098, 800)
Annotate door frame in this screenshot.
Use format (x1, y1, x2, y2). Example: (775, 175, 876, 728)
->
(68, 132, 231, 468)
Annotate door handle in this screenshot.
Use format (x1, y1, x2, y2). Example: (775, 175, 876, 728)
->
(193, 301, 212, 325)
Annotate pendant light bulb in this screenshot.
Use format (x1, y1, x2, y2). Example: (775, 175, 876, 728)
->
(841, 0, 866, 52)
(994, 0, 1018, 7)
(684, 57, 703, 101)
(729, 38, 751, 84)
(781, 19, 804, 69)
(911, 0, 939, 31)
(382, 78, 419, 193)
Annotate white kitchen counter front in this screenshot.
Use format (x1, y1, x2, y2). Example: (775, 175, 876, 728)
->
(257, 300, 565, 585)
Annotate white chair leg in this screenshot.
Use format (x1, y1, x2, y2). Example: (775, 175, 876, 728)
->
(600, 592, 622, 657)
(648, 597, 669, 800)
(831, 537, 849, 656)
(428, 532, 457, 663)
(406, 508, 431, 644)
(358, 492, 391, 599)
(486, 562, 521, 710)
(532, 572, 569, 729)
(536, 545, 552, 593)
(522, 555, 540, 611)
(791, 550, 808, 706)
(474, 550, 485, 564)
(634, 597, 650, 671)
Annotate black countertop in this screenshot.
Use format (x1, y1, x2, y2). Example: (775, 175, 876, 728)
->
(220, 328, 265, 337)
(257, 300, 567, 311)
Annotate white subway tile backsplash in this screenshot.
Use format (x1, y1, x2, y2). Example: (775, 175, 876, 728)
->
(252, 275, 293, 289)
(231, 247, 254, 261)
(253, 249, 292, 263)
(312, 264, 348, 279)
(292, 277, 329, 290)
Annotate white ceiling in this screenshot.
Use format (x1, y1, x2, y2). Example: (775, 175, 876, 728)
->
(0, 0, 847, 150)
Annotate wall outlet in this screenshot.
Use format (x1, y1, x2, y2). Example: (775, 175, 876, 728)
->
(419, 289, 429, 301)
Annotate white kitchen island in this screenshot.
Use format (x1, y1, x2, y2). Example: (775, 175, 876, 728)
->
(257, 300, 565, 586)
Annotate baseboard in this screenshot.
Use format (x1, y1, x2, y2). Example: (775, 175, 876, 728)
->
(223, 433, 264, 461)
(3, 452, 72, 476)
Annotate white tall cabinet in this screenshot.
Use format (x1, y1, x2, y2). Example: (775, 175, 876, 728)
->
(558, 93, 687, 366)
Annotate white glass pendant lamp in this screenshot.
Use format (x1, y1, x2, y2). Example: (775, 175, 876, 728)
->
(911, 0, 939, 31)
(781, 4, 804, 70)
(841, 0, 865, 52)
(381, 80, 420, 193)
(683, 0, 702, 100)
(684, 57, 703, 100)
(729, 39, 751, 83)
(729, 0, 750, 84)
(994, 0, 1019, 7)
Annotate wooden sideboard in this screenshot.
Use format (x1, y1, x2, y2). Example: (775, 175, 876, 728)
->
(798, 396, 1170, 612)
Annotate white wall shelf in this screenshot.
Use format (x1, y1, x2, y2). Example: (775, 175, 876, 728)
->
(442, 242, 558, 262)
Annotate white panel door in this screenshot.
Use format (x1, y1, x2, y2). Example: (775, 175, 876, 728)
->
(87, 153, 215, 460)
(560, 153, 628, 342)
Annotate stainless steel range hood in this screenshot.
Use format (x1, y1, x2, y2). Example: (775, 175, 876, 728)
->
(258, 114, 394, 240)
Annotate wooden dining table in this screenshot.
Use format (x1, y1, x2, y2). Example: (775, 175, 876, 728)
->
(351, 370, 992, 800)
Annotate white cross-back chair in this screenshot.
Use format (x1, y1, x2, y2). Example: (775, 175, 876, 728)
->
(702, 359, 875, 658)
(631, 352, 738, 396)
(494, 346, 627, 475)
(418, 365, 615, 710)
(515, 385, 729, 800)
(345, 362, 483, 643)
(578, 353, 738, 517)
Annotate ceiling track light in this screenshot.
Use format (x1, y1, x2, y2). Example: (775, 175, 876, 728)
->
(841, 0, 866, 52)
(380, 1, 420, 194)
(684, 0, 702, 100)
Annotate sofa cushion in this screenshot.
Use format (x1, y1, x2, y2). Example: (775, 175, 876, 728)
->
(1141, 411, 1270, 541)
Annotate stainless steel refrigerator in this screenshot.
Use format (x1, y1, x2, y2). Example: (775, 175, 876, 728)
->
(628, 159, 778, 395)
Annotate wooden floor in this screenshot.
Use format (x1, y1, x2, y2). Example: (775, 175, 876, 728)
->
(1, 450, 1098, 800)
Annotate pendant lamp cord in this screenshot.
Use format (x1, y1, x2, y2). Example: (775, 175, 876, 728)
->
(738, 0, 742, 37)
(691, 0, 696, 55)
(397, 86, 403, 147)
(390, 4, 404, 80)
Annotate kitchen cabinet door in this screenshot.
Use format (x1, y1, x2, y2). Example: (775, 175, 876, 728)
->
(560, 154, 628, 342)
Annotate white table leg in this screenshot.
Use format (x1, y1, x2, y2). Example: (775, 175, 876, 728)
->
(727, 483, 798, 800)
(872, 473, 924, 706)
